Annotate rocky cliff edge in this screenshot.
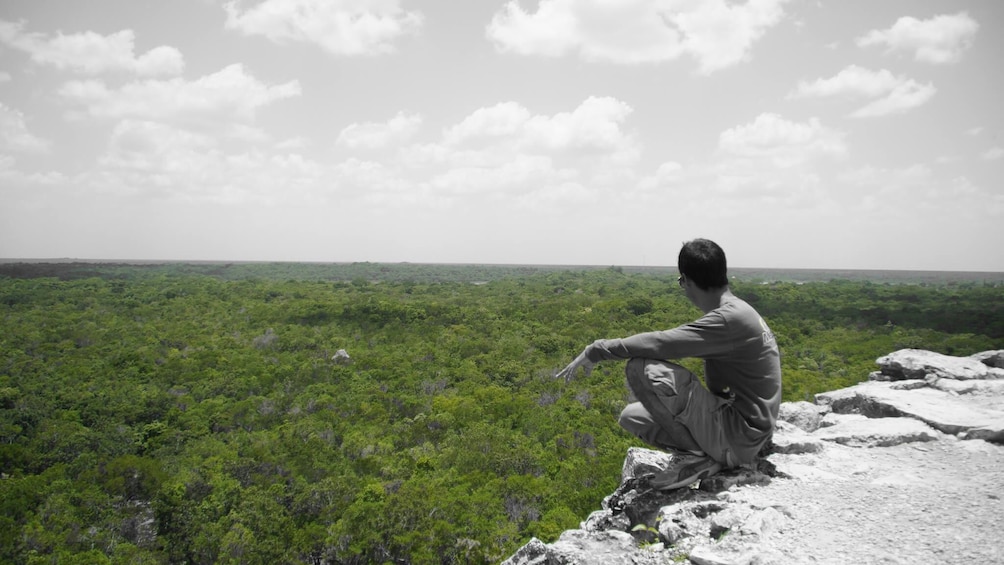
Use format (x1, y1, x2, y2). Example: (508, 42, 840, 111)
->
(503, 349, 1004, 565)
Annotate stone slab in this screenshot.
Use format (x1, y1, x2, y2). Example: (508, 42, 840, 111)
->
(816, 380, 1004, 440)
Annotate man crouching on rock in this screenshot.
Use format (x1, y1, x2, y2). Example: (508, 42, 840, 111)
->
(557, 238, 782, 490)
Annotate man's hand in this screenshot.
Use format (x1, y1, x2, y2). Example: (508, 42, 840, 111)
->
(556, 350, 594, 383)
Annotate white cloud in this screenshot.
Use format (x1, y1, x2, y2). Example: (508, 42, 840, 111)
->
(791, 65, 898, 98)
(850, 80, 935, 118)
(0, 20, 184, 76)
(446, 97, 636, 155)
(224, 0, 423, 56)
(857, 12, 978, 64)
(637, 161, 684, 193)
(486, 0, 790, 73)
(0, 71, 11, 82)
(58, 64, 301, 125)
(334, 158, 411, 197)
(699, 114, 848, 208)
(100, 120, 217, 179)
(384, 97, 640, 206)
(0, 102, 51, 153)
(443, 102, 532, 146)
(523, 96, 635, 154)
(718, 113, 846, 167)
(790, 65, 935, 118)
(90, 119, 326, 204)
(674, 0, 791, 74)
(485, 0, 582, 58)
(981, 147, 1004, 161)
(337, 112, 423, 149)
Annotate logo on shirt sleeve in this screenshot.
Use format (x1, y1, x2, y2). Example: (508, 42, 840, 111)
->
(759, 317, 776, 346)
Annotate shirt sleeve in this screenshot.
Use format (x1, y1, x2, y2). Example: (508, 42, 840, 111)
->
(585, 310, 739, 362)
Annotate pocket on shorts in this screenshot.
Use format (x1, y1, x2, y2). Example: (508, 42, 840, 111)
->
(644, 362, 681, 395)
(674, 387, 734, 466)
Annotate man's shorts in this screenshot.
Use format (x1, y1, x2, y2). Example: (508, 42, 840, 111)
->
(623, 358, 737, 467)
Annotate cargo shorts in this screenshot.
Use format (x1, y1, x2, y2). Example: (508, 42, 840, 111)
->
(618, 358, 737, 467)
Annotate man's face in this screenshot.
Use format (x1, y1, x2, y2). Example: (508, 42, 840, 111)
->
(678, 274, 697, 306)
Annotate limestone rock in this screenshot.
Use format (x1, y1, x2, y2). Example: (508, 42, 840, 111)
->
(698, 461, 775, 492)
(970, 350, 1004, 369)
(501, 537, 548, 565)
(927, 377, 1004, 396)
(656, 499, 727, 544)
(500, 529, 670, 565)
(548, 530, 651, 565)
(810, 415, 942, 447)
(503, 349, 1004, 565)
(816, 380, 1004, 440)
(876, 349, 988, 381)
(580, 508, 630, 533)
(770, 420, 826, 454)
(331, 349, 351, 364)
(819, 412, 867, 427)
(778, 401, 829, 433)
(621, 446, 673, 480)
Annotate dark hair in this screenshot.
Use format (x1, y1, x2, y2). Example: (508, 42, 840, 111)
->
(678, 238, 728, 290)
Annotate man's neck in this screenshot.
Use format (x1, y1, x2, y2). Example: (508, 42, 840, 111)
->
(693, 286, 734, 314)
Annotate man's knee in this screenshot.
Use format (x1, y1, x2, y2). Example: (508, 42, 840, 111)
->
(618, 402, 663, 445)
(625, 358, 695, 396)
(618, 402, 649, 434)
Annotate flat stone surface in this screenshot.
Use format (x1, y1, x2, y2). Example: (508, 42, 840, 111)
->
(877, 349, 989, 380)
(504, 351, 1004, 565)
(816, 380, 1004, 438)
(810, 416, 942, 447)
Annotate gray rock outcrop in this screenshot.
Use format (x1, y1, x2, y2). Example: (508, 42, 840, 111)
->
(503, 349, 1004, 565)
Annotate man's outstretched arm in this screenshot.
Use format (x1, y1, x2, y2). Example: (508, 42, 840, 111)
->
(555, 348, 594, 383)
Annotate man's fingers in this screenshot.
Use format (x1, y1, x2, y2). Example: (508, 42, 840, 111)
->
(556, 362, 576, 382)
(557, 351, 591, 382)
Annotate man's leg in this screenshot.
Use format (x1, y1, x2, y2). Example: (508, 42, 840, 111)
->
(620, 358, 735, 489)
(619, 358, 704, 454)
(622, 358, 735, 466)
(619, 402, 703, 454)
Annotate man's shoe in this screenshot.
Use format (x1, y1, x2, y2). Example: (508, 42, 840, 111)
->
(649, 454, 722, 490)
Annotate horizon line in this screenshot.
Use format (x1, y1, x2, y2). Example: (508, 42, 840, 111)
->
(1, 258, 1002, 275)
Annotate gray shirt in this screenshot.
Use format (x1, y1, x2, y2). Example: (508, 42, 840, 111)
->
(585, 296, 782, 460)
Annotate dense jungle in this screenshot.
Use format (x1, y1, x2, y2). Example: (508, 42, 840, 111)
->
(1, 262, 1002, 564)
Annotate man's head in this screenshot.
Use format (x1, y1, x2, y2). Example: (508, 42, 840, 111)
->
(678, 238, 728, 291)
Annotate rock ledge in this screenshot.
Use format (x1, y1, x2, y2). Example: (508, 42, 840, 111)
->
(503, 349, 1004, 565)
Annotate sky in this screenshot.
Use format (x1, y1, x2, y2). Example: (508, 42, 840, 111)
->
(0, 0, 1002, 271)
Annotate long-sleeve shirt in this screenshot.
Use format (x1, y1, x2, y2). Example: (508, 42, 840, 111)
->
(585, 296, 782, 462)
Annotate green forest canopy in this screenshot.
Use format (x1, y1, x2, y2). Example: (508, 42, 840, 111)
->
(1, 262, 1001, 564)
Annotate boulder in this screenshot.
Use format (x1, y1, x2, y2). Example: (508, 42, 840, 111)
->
(970, 350, 1004, 369)
(815, 380, 1004, 441)
(331, 349, 352, 364)
(778, 401, 830, 432)
(621, 446, 673, 480)
(770, 420, 826, 454)
(500, 530, 668, 565)
(875, 349, 988, 381)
